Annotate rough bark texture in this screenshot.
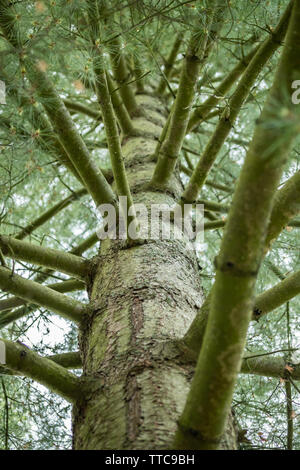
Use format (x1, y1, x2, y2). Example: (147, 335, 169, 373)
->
(72, 95, 238, 450)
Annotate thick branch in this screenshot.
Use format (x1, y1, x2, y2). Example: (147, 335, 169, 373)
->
(0, 278, 84, 312)
(27, 66, 117, 208)
(265, 170, 300, 250)
(97, 1, 139, 118)
(0, 339, 81, 403)
(241, 355, 300, 382)
(0, 266, 87, 323)
(0, 232, 98, 328)
(174, 1, 300, 449)
(289, 218, 300, 227)
(204, 219, 226, 231)
(48, 351, 82, 369)
(253, 270, 300, 321)
(0, 235, 89, 279)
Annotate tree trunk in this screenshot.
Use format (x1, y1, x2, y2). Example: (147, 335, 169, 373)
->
(72, 94, 238, 450)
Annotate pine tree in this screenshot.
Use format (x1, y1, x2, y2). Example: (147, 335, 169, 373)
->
(0, 0, 299, 450)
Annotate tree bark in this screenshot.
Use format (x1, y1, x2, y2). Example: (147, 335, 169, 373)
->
(72, 95, 238, 450)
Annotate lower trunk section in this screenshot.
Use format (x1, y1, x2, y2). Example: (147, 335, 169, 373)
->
(73, 340, 237, 449)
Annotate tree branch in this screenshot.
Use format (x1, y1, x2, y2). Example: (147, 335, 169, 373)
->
(181, 171, 300, 357)
(70, 231, 99, 256)
(63, 98, 101, 120)
(174, 0, 300, 449)
(48, 351, 82, 369)
(0, 1, 117, 208)
(106, 72, 135, 136)
(198, 199, 229, 213)
(14, 188, 87, 240)
(0, 232, 98, 328)
(204, 219, 226, 231)
(132, 56, 145, 94)
(0, 234, 89, 279)
(181, 2, 292, 204)
(108, 38, 139, 117)
(156, 33, 183, 95)
(151, 1, 226, 188)
(241, 355, 300, 382)
(265, 170, 300, 250)
(187, 43, 260, 132)
(180, 162, 232, 193)
(0, 266, 87, 323)
(253, 270, 300, 321)
(87, 0, 139, 238)
(0, 339, 81, 403)
(181, 269, 300, 360)
(0, 278, 85, 312)
(28, 66, 117, 208)
(0, 70, 85, 186)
